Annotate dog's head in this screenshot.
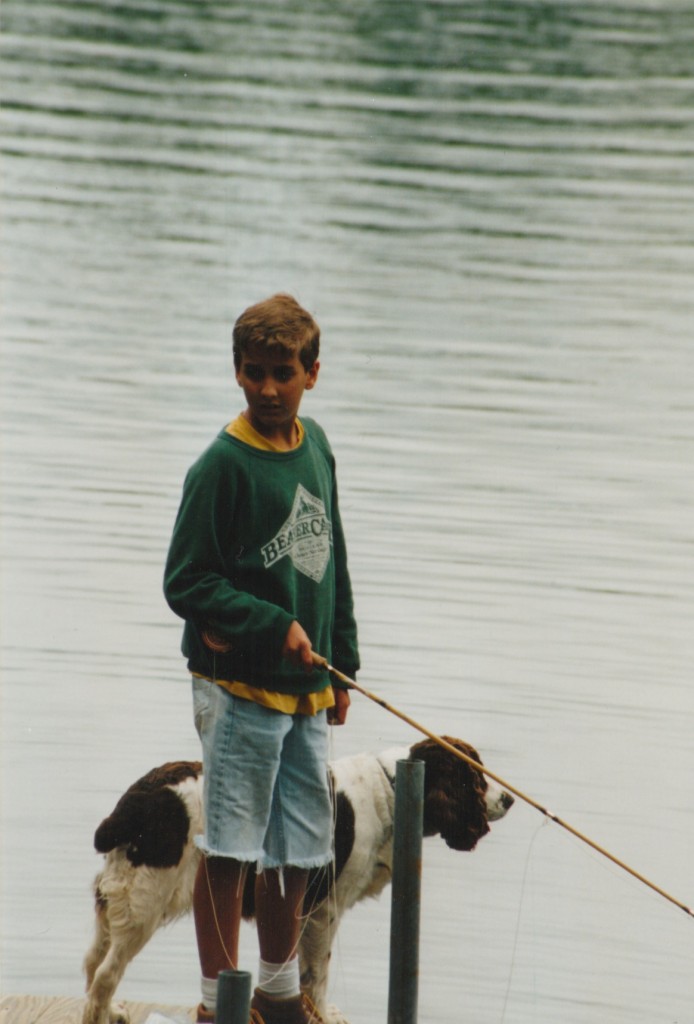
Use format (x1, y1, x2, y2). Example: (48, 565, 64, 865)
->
(409, 736, 513, 852)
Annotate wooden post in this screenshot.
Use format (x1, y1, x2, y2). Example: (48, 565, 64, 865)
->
(387, 758, 424, 1024)
(216, 969, 252, 1024)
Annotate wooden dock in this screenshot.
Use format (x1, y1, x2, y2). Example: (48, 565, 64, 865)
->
(0, 994, 195, 1024)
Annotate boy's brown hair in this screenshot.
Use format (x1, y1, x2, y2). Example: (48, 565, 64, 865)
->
(233, 293, 320, 371)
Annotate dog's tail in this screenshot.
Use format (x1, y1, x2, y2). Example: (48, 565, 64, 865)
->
(94, 787, 191, 868)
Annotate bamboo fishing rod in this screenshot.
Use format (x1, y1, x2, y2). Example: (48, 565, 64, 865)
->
(313, 653, 693, 920)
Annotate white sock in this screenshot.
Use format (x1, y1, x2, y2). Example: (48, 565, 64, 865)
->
(201, 975, 218, 1012)
(258, 956, 301, 999)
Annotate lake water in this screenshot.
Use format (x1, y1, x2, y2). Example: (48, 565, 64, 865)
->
(2, 2, 694, 1021)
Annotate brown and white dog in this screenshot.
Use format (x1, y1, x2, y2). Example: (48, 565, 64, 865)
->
(83, 737, 513, 1024)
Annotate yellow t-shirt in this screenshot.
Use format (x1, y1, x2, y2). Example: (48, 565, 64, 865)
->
(225, 412, 306, 452)
(197, 413, 335, 716)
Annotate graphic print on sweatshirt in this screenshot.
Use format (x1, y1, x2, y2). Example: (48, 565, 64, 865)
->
(260, 483, 333, 583)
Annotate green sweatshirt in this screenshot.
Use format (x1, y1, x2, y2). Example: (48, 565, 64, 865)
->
(164, 417, 359, 694)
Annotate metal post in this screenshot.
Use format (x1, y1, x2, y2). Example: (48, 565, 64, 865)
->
(387, 758, 424, 1024)
(216, 969, 252, 1024)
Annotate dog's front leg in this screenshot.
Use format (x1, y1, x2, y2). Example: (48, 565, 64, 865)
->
(299, 902, 348, 1024)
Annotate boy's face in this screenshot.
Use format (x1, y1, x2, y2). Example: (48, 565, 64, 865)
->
(236, 347, 319, 441)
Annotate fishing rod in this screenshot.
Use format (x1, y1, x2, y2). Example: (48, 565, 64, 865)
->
(313, 653, 693, 920)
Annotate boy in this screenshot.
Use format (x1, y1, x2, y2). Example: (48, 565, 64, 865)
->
(164, 294, 359, 1024)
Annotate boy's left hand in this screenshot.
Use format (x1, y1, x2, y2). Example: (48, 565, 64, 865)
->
(282, 620, 315, 673)
(327, 686, 350, 726)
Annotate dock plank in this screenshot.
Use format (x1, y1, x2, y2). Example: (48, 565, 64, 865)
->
(0, 995, 195, 1024)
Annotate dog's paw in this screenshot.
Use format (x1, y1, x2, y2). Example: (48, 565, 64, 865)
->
(109, 1004, 130, 1024)
(325, 1005, 351, 1024)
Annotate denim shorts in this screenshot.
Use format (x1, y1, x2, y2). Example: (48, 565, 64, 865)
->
(192, 676, 333, 869)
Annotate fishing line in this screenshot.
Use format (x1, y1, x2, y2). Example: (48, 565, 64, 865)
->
(499, 817, 547, 1023)
(312, 653, 693, 920)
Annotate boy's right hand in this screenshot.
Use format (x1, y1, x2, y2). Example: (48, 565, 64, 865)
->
(282, 620, 314, 674)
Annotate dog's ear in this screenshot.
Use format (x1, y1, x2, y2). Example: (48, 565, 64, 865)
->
(94, 788, 190, 868)
(410, 737, 490, 852)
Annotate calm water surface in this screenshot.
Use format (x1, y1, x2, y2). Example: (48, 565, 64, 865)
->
(2, 3, 694, 1021)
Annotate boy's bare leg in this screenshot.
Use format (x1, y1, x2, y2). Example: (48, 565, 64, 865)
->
(193, 855, 247, 977)
(255, 866, 308, 963)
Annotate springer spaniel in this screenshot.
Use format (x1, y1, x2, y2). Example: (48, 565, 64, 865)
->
(83, 737, 513, 1024)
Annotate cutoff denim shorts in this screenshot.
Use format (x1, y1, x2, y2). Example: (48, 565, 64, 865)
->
(192, 676, 333, 869)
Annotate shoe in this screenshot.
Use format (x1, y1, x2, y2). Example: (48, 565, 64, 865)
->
(250, 988, 327, 1024)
